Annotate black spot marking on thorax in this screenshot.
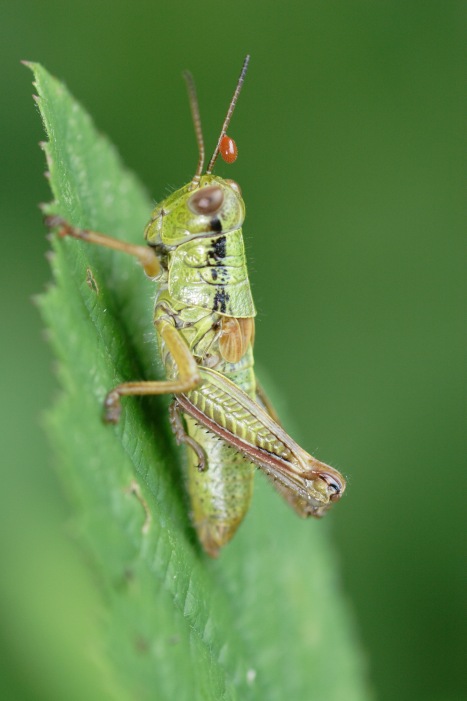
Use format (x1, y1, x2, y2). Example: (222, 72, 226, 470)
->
(212, 287, 230, 314)
(208, 235, 229, 287)
(208, 234, 227, 264)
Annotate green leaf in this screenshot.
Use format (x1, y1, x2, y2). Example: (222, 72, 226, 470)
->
(29, 63, 370, 701)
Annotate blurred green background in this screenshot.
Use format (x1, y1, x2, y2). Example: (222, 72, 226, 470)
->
(1, 1, 464, 699)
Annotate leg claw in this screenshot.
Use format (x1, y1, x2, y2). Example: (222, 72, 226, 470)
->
(104, 391, 121, 424)
(44, 215, 74, 238)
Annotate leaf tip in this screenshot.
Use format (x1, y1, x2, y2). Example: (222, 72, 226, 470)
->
(21, 60, 41, 83)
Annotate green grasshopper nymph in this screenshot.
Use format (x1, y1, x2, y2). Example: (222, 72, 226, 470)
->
(47, 56, 346, 557)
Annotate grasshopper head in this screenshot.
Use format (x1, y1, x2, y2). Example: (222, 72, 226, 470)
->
(146, 57, 250, 249)
(144, 175, 245, 247)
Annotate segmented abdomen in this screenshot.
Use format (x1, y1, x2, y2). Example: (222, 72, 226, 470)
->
(183, 352, 256, 556)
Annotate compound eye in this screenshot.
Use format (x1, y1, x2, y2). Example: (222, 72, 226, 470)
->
(188, 185, 224, 215)
(225, 179, 242, 196)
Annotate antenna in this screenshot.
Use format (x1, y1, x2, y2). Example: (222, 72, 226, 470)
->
(183, 70, 205, 188)
(206, 55, 250, 175)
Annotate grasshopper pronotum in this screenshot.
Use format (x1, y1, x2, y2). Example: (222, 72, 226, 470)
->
(47, 56, 345, 556)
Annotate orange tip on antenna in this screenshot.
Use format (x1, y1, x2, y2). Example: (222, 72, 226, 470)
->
(220, 135, 238, 164)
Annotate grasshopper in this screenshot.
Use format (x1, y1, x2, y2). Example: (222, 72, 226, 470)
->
(47, 56, 345, 556)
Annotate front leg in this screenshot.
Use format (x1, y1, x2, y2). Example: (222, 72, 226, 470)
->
(104, 320, 201, 422)
(46, 218, 200, 422)
(46, 216, 160, 277)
